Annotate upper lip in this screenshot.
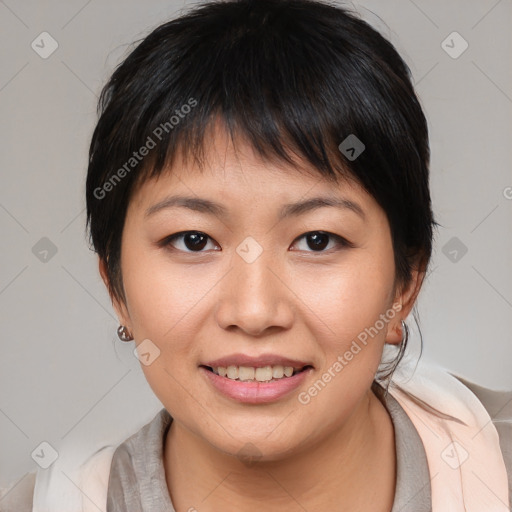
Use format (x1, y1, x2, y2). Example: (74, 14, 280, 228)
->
(202, 353, 313, 369)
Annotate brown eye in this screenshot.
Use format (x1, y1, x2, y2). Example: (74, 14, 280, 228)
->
(292, 231, 352, 252)
(305, 232, 330, 251)
(162, 231, 217, 252)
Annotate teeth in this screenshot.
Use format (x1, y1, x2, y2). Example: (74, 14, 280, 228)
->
(272, 365, 284, 378)
(212, 365, 301, 382)
(238, 366, 255, 381)
(255, 366, 273, 382)
(227, 366, 238, 379)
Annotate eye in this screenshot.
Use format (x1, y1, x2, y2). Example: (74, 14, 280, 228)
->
(291, 231, 353, 252)
(160, 230, 352, 254)
(161, 231, 219, 252)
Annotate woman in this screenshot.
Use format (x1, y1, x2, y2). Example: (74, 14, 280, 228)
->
(2, 0, 510, 510)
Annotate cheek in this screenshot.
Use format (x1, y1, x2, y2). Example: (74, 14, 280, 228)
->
(291, 253, 396, 435)
(120, 246, 219, 412)
(300, 250, 396, 348)
(120, 242, 227, 368)
(122, 253, 208, 339)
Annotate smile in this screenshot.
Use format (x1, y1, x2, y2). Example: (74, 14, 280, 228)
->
(199, 364, 313, 404)
(204, 364, 310, 382)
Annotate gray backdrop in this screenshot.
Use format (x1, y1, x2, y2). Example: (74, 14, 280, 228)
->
(1, 0, 511, 491)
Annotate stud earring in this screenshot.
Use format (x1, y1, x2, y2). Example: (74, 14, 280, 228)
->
(117, 325, 134, 342)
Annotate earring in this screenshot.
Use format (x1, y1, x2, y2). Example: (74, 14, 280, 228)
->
(117, 325, 134, 342)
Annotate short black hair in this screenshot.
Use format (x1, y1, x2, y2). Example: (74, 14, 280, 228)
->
(86, 0, 437, 377)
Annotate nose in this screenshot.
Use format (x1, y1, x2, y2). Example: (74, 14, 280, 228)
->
(215, 245, 294, 337)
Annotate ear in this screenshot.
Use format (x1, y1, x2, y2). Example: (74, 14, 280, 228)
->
(385, 266, 425, 345)
(98, 257, 131, 328)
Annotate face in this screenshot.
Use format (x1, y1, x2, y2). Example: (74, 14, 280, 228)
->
(102, 126, 418, 461)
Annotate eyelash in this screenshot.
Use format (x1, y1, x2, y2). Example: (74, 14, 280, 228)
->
(160, 230, 354, 254)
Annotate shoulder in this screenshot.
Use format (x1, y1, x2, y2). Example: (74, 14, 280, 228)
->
(0, 445, 117, 512)
(451, 372, 512, 431)
(0, 471, 36, 512)
(0, 409, 169, 511)
(451, 373, 512, 504)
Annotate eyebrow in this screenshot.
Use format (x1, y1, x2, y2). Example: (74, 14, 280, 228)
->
(145, 194, 366, 221)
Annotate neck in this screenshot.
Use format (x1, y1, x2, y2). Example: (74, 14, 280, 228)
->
(164, 388, 396, 512)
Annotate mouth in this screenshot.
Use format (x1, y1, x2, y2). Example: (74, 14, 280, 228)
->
(200, 364, 313, 383)
(199, 354, 315, 403)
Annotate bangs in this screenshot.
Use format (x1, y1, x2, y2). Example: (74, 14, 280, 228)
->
(92, 0, 418, 195)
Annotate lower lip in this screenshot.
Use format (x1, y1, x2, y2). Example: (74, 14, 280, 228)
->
(200, 366, 312, 404)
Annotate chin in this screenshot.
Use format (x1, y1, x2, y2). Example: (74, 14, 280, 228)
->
(203, 427, 306, 465)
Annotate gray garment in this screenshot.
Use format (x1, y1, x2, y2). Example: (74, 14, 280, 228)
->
(106, 408, 175, 511)
(373, 381, 432, 511)
(1, 375, 511, 511)
(105, 381, 432, 512)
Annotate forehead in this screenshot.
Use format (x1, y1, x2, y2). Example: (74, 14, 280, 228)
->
(128, 122, 375, 218)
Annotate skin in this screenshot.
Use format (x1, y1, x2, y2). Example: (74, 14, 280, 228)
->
(100, 124, 424, 511)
